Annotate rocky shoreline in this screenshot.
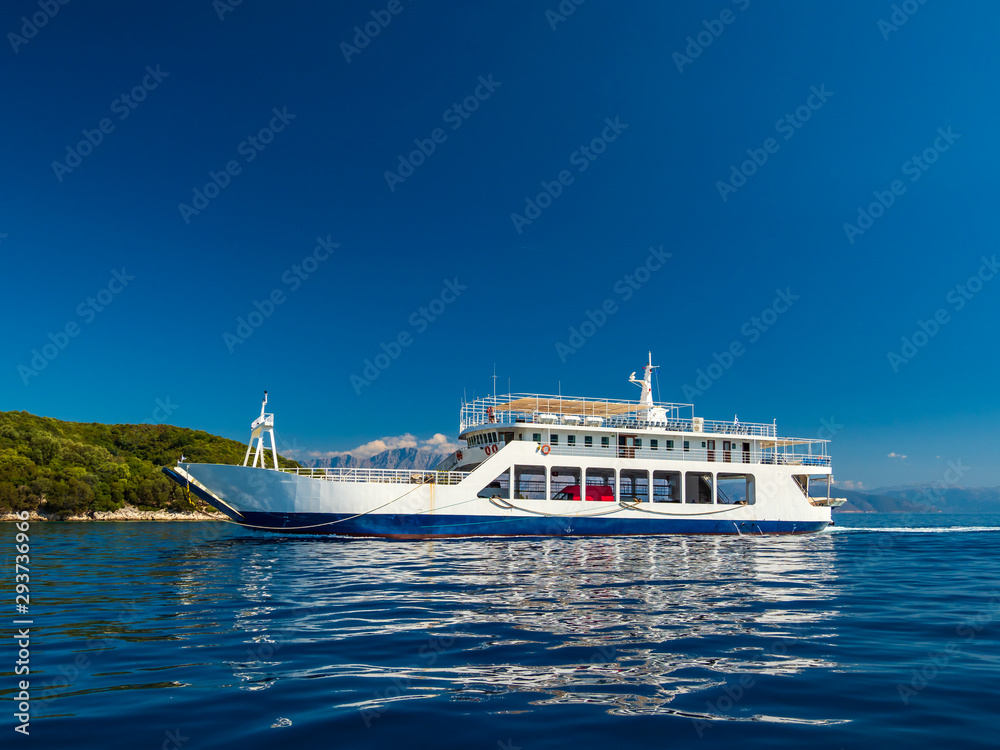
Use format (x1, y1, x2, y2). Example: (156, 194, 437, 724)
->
(1, 504, 226, 522)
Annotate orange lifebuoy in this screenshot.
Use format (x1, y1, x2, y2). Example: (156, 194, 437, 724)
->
(541, 444, 551, 455)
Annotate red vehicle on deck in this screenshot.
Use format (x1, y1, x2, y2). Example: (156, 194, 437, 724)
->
(551, 484, 616, 502)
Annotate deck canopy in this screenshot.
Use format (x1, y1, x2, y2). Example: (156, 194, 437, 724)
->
(492, 397, 638, 417)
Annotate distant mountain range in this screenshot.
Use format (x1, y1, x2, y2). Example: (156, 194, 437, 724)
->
(834, 485, 1000, 514)
(302, 447, 449, 471)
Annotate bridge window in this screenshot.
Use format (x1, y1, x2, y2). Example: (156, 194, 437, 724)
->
(514, 465, 545, 500)
(717, 473, 755, 505)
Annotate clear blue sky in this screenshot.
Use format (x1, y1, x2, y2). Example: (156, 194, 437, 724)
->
(3, 1, 998, 490)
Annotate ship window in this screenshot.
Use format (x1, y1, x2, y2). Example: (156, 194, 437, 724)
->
(650, 439, 658, 450)
(666, 440, 674, 450)
(513, 465, 545, 500)
(717, 473, 755, 505)
(634, 438, 642, 448)
(585, 468, 615, 500)
(568, 435, 576, 446)
(551, 434, 559, 445)
(601, 436, 610, 447)
(653, 470, 681, 503)
(683, 441, 689, 452)
(550, 466, 581, 500)
(584, 436, 593, 447)
(477, 468, 510, 499)
(533, 433, 542, 443)
(620, 469, 649, 503)
(685, 472, 714, 504)
(701, 442, 706, 448)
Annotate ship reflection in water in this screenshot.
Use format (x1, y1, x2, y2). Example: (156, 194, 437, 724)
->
(211, 533, 848, 726)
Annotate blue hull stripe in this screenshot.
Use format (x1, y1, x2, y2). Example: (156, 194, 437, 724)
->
(234, 511, 827, 538)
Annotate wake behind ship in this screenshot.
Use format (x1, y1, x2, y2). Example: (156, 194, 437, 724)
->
(164, 355, 844, 537)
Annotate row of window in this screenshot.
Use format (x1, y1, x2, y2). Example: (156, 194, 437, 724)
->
(525, 433, 751, 452)
(468, 431, 499, 447)
(477, 465, 756, 505)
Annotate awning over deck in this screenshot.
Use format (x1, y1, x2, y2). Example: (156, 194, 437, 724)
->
(492, 397, 638, 417)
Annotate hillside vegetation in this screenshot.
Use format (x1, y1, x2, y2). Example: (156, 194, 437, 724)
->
(0, 411, 298, 516)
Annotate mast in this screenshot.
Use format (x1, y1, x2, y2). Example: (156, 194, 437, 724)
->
(242, 390, 279, 470)
(628, 351, 656, 417)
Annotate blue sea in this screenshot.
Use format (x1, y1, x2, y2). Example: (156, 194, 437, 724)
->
(5, 515, 1000, 749)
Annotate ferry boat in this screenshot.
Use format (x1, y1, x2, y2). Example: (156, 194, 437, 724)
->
(164, 355, 844, 537)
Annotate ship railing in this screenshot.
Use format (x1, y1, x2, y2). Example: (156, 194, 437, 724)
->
(461, 401, 777, 437)
(277, 467, 471, 485)
(460, 393, 694, 432)
(541, 443, 831, 467)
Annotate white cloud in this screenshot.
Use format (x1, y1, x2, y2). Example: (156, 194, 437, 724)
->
(308, 433, 459, 461)
(837, 480, 864, 490)
(888, 452, 908, 459)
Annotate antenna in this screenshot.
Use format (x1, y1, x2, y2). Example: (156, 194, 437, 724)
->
(492, 364, 497, 404)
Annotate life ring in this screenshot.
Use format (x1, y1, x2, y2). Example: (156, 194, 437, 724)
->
(541, 444, 551, 455)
